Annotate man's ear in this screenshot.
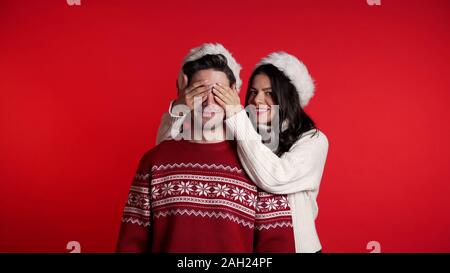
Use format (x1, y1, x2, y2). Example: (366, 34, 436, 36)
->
(176, 73, 182, 93)
(176, 73, 188, 93)
(231, 83, 237, 92)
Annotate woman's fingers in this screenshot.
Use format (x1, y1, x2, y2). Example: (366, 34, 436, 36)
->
(184, 81, 239, 109)
(212, 83, 243, 117)
(185, 80, 209, 94)
(187, 85, 211, 99)
(215, 83, 241, 104)
(212, 87, 230, 103)
(213, 83, 233, 101)
(213, 82, 229, 94)
(213, 95, 226, 108)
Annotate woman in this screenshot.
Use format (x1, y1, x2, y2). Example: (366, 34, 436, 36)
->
(157, 51, 328, 253)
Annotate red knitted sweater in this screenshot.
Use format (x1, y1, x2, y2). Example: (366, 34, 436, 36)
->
(116, 140, 295, 253)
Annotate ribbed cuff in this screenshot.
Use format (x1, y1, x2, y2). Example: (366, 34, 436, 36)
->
(225, 110, 246, 138)
(168, 100, 188, 118)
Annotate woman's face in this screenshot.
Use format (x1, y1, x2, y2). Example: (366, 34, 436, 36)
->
(247, 73, 275, 124)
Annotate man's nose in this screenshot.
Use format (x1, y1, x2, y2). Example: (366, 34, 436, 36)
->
(205, 91, 217, 106)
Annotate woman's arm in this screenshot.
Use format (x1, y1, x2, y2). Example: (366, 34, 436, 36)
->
(225, 110, 329, 194)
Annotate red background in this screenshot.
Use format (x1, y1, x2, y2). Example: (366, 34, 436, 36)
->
(1, 0, 449, 253)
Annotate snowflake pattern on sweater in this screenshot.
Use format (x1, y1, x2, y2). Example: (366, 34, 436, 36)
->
(117, 140, 295, 253)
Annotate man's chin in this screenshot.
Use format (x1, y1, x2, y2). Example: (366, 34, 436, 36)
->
(202, 112, 224, 123)
(190, 117, 223, 128)
(202, 120, 224, 128)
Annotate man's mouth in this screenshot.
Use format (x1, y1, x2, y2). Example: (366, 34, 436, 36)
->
(202, 107, 222, 118)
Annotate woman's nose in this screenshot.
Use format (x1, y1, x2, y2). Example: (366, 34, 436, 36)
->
(254, 92, 266, 104)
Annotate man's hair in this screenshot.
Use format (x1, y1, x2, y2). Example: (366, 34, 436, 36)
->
(182, 54, 236, 87)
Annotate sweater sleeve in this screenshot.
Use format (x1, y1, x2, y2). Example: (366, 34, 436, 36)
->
(225, 110, 329, 194)
(116, 156, 152, 253)
(253, 191, 296, 253)
(156, 100, 188, 145)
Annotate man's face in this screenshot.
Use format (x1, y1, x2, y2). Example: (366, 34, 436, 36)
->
(190, 69, 230, 127)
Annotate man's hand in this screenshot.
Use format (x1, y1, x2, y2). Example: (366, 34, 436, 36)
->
(212, 82, 243, 118)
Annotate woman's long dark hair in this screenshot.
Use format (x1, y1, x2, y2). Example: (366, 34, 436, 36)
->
(245, 64, 318, 157)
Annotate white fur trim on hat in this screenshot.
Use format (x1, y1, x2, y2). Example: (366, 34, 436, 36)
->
(255, 52, 315, 107)
(178, 43, 242, 92)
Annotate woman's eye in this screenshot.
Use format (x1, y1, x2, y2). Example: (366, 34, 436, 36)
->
(249, 90, 257, 96)
(265, 92, 272, 97)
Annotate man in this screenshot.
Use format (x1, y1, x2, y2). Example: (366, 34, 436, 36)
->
(116, 44, 295, 252)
